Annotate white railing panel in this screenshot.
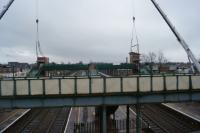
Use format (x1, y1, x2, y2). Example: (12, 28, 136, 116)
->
(152, 77, 164, 91)
(16, 80, 28, 95)
(166, 76, 177, 91)
(30, 80, 43, 95)
(77, 79, 89, 94)
(91, 78, 103, 93)
(192, 76, 200, 89)
(139, 77, 150, 92)
(106, 78, 121, 93)
(123, 78, 137, 92)
(45, 79, 59, 94)
(178, 76, 189, 90)
(1, 81, 14, 96)
(61, 79, 74, 94)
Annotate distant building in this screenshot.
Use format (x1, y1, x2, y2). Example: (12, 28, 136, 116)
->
(0, 62, 30, 77)
(0, 65, 19, 73)
(8, 62, 30, 70)
(37, 57, 49, 64)
(129, 52, 140, 73)
(129, 52, 140, 64)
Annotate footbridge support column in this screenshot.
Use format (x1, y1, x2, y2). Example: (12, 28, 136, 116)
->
(126, 105, 130, 133)
(101, 105, 107, 133)
(136, 104, 142, 133)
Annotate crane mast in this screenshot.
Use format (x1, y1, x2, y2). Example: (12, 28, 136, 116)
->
(150, 0, 200, 73)
(0, 0, 14, 20)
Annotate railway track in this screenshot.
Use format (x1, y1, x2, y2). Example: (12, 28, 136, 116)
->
(131, 104, 200, 133)
(0, 109, 30, 132)
(3, 107, 71, 133)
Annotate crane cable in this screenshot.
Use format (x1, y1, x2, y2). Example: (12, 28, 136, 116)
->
(35, 0, 43, 57)
(130, 0, 139, 53)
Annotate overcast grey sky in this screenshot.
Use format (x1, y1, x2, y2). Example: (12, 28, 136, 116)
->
(0, 0, 200, 64)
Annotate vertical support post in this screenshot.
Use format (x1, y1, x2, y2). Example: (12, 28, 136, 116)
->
(126, 105, 130, 133)
(102, 105, 107, 133)
(89, 77, 92, 94)
(163, 75, 166, 101)
(176, 75, 179, 91)
(74, 76, 77, 95)
(58, 78, 61, 95)
(103, 77, 106, 94)
(13, 79, 16, 96)
(189, 75, 192, 101)
(136, 104, 142, 133)
(42, 79, 45, 95)
(120, 77, 123, 93)
(28, 79, 31, 95)
(12, 65, 14, 78)
(150, 75, 153, 92)
(0, 80, 1, 96)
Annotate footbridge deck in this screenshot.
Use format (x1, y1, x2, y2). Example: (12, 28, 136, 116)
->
(0, 74, 200, 108)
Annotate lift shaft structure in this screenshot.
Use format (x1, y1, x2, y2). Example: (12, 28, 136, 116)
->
(150, 0, 200, 73)
(0, 0, 14, 20)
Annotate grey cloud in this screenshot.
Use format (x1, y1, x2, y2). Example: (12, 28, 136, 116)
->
(0, 0, 200, 64)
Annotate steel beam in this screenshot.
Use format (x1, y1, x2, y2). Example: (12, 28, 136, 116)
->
(0, 92, 200, 108)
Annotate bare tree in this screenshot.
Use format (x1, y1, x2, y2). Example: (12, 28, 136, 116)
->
(148, 52, 156, 74)
(141, 52, 168, 63)
(141, 54, 150, 63)
(157, 51, 168, 73)
(148, 52, 157, 63)
(158, 51, 168, 64)
(141, 52, 156, 63)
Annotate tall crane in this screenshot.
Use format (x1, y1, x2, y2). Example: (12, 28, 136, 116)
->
(150, 0, 200, 73)
(35, 0, 49, 65)
(35, 19, 44, 58)
(130, 16, 139, 54)
(0, 0, 14, 20)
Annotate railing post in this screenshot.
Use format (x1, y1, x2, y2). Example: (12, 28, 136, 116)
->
(136, 104, 142, 133)
(0, 80, 1, 96)
(75, 76, 77, 95)
(58, 78, 61, 95)
(120, 77, 123, 93)
(163, 75, 166, 101)
(13, 79, 16, 96)
(103, 77, 106, 94)
(28, 79, 31, 95)
(89, 77, 92, 94)
(42, 79, 45, 95)
(189, 75, 192, 101)
(176, 75, 179, 91)
(150, 75, 153, 92)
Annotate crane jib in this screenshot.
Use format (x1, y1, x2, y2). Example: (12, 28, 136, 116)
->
(150, 0, 200, 73)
